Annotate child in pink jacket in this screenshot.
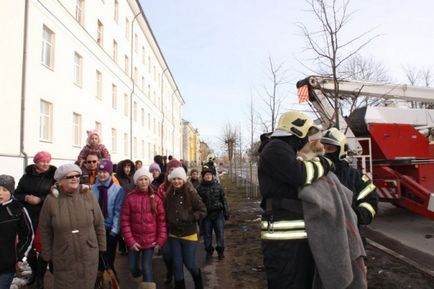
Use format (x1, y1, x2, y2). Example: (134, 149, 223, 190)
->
(76, 130, 111, 166)
(120, 168, 166, 286)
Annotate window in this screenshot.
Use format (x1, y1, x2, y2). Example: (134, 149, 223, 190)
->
(148, 142, 151, 160)
(142, 46, 145, 64)
(141, 76, 145, 91)
(125, 18, 130, 39)
(134, 33, 138, 53)
(153, 117, 156, 133)
(124, 55, 129, 75)
(112, 84, 117, 109)
(147, 84, 150, 98)
(124, 94, 129, 116)
(133, 137, 137, 158)
(72, 113, 82, 146)
(134, 66, 138, 83)
(124, 133, 129, 155)
(73, 52, 82, 86)
(97, 20, 104, 46)
(111, 128, 117, 153)
(40, 100, 52, 141)
(114, 0, 119, 22)
(41, 26, 54, 68)
(113, 40, 118, 63)
(75, 0, 85, 25)
(153, 66, 156, 81)
(148, 57, 151, 73)
(133, 101, 137, 122)
(96, 70, 102, 99)
(141, 140, 145, 158)
(147, 113, 151, 130)
(141, 108, 145, 126)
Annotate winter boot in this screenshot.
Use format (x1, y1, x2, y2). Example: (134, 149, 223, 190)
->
(192, 269, 204, 289)
(216, 246, 225, 260)
(137, 282, 156, 289)
(174, 279, 186, 289)
(205, 247, 214, 261)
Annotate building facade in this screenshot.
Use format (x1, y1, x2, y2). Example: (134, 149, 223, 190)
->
(199, 141, 209, 165)
(1, 0, 184, 179)
(182, 120, 200, 167)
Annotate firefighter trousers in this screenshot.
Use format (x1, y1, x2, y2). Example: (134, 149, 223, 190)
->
(262, 239, 315, 289)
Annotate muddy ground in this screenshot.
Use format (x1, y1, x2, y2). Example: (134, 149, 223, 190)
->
(219, 176, 434, 289)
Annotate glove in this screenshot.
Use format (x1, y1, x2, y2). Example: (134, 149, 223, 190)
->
(131, 243, 141, 252)
(317, 155, 335, 173)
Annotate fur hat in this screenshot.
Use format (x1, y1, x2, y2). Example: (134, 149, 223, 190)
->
(86, 130, 100, 145)
(201, 165, 214, 177)
(97, 159, 113, 175)
(33, 151, 52, 164)
(133, 167, 153, 184)
(0, 175, 15, 194)
(54, 164, 82, 181)
(168, 167, 187, 182)
(149, 162, 161, 173)
(166, 159, 182, 173)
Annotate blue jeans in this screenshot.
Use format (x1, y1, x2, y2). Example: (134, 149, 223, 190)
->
(202, 211, 225, 252)
(169, 237, 199, 281)
(128, 248, 154, 282)
(0, 272, 14, 289)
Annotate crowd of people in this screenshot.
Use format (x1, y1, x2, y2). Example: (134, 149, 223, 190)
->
(0, 129, 229, 289)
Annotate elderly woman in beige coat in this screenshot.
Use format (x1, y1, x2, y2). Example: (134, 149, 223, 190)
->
(39, 164, 106, 289)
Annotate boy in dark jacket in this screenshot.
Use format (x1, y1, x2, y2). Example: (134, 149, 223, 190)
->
(197, 166, 229, 260)
(0, 175, 34, 289)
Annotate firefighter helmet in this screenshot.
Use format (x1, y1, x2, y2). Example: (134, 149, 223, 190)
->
(320, 128, 349, 159)
(271, 111, 319, 139)
(207, 154, 216, 161)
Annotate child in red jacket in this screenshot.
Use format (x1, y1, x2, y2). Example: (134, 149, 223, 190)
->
(120, 168, 166, 287)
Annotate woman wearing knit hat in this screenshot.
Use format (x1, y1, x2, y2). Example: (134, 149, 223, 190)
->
(0, 175, 33, 289)
(90, 159, 124, 275)
(38, 164, 106, 289)
(121, 168, 167, 289)
(14, 151, 56, 286)
(166, 167, 207, 289)
(76, 130, 111, 166)
(149, 162, 164, 190)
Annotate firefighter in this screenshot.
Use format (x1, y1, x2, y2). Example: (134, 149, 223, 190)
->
(320, 128, 378, 226)
(258, 111, 334, 289)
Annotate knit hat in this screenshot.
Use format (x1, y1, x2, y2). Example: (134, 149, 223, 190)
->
(201, 165, 214, 177)
(166, 159, 182, 173)
(0, 175, 15, 195)
(134, 167, 154, 184)
(168, 167, 187, 182)
(54, 164, 82, 181)
(86, 129, 100, 144)
(149, 162, 161, 173)
(97, 159, 113, 175)
(33, 151, 52, 164)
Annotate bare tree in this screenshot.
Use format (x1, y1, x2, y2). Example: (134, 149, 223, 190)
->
(420, 67, 432, 87)
(403, 64, 419, 85)
(298, 0, 379, 128)
(258, 56, 287, 132)
(220, 123, 237, 177)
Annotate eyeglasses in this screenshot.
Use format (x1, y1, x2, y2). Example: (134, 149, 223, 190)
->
(86, 160, 97, 164)
(64, 174, 82, 180)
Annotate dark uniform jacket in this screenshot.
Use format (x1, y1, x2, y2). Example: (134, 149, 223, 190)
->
(334, 160, 378, 225)
(258, 137, 332, 221)
(0, 199, 33, 273)
(115, 159, 136, 194)
(197, 180, 229, 219)
(14, 164, 56, 227)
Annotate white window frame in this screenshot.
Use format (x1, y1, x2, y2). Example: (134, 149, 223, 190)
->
(73, 52, 83, 87)
(111, 128, 117, 153)
(133, 101, 137, 122)
(97, 20, 104, 46)
(114, 0, 119, 23)
(112, 84, 117, 109)
(41, 25, 54, 68)
(76, 0, 85, 25)
(124, 94, 129, 116)
(113, 40, 118, 63)
(40, 100, 53, 142)
(141, 108, 145, 126)
(72, 112, 82, 146)
(124, 133, 129, 156)
(124, 55, 129, 75)
(134, 137, 138, 158)
(125, 18, 130, 40)
(96, 70, 102, 99)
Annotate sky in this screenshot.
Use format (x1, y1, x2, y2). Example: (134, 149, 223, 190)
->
(139, 0, 434, 152)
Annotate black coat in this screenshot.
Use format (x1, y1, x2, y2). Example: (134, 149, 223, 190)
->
(115, 159, 136, 194)
(197, 180, 229, 218)
(0, 199, 33, 273)
(14, 165, 56, 228)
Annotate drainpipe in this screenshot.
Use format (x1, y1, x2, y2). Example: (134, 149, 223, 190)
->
(20, 0, 30, 169)
(129, 11, 141, 160)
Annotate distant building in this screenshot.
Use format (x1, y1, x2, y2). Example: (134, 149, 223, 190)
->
(182, 120, 200, 167)
(1, 0, 184, 179)
(200, 141, 210, 165)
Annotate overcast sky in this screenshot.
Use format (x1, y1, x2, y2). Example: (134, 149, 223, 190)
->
(139, 0, 434, 152)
